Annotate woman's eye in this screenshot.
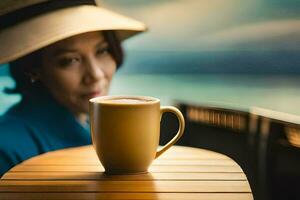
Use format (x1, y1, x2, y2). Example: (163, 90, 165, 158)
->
(57, 57, 81, 67)
(96, 46, 109, 56)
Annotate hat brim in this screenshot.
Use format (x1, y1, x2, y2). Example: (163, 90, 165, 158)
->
(0, 5, 146, 64)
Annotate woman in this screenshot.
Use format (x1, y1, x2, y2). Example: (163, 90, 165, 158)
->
(0, 0, 146, 176)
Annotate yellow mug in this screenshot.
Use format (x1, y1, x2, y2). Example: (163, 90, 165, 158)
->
(89, 95, 185, 174)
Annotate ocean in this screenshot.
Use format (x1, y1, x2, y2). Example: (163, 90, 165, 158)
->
(2, 74, 300, 116)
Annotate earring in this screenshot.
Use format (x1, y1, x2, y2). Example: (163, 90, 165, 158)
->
(30, 77, 37, 83)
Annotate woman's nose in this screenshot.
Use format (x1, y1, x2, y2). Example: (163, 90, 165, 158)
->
(83, 58, 105, 84)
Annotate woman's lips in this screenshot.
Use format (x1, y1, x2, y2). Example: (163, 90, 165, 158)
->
(81, 91, 101, 99)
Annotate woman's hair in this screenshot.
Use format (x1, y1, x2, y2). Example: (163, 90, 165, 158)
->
(5, 31, 123, 95)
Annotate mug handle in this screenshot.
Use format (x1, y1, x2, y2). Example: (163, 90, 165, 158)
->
(155, 106, 185, 158)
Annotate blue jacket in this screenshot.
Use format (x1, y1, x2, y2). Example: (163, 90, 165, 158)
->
(0, 90, 91, 177)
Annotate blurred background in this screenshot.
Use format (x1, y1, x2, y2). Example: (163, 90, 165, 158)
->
(1, 1, 299, 199)
(1, 0, 300, 114)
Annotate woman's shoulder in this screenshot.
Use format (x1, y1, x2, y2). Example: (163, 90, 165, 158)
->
(0, 114, 36, 177)
(0, 112, 26, 131)
(0, 113, 31, 146)
(0, 108, 41, 153)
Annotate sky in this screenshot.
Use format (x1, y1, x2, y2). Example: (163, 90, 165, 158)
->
(103, 0, 300, 52)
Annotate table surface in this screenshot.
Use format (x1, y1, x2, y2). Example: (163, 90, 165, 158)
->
(0, 145, 253, 200)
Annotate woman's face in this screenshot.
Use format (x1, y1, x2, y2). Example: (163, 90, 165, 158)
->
(37, 32, 117, 117)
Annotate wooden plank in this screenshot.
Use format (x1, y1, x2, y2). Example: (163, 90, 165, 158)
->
(24, 154, 230, 162)
(30, 145, 229, 160)
(10, 165, 243, 173)
(28, 149, 230, 160)
(0, 193, 253, 200)
(50, 145, 224, 156)
(2, 172, 247, 181)
(21, 159, 237, 166)
(0, 180, 252, 192)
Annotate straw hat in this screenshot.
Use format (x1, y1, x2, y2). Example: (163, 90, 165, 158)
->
(0, 0, 147, 64)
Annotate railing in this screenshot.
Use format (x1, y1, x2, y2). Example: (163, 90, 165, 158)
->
(186, 106, 247, 132)
(160, 101, 300, 200)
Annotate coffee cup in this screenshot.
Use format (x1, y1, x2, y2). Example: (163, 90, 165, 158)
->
(89, 95, 185, 174)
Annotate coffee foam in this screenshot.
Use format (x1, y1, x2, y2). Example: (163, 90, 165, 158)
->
(95, 97, 153, 104)
(108, 98, 148, 104)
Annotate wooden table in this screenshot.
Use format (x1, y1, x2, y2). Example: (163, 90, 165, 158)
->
(0, 145, 253, 200)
